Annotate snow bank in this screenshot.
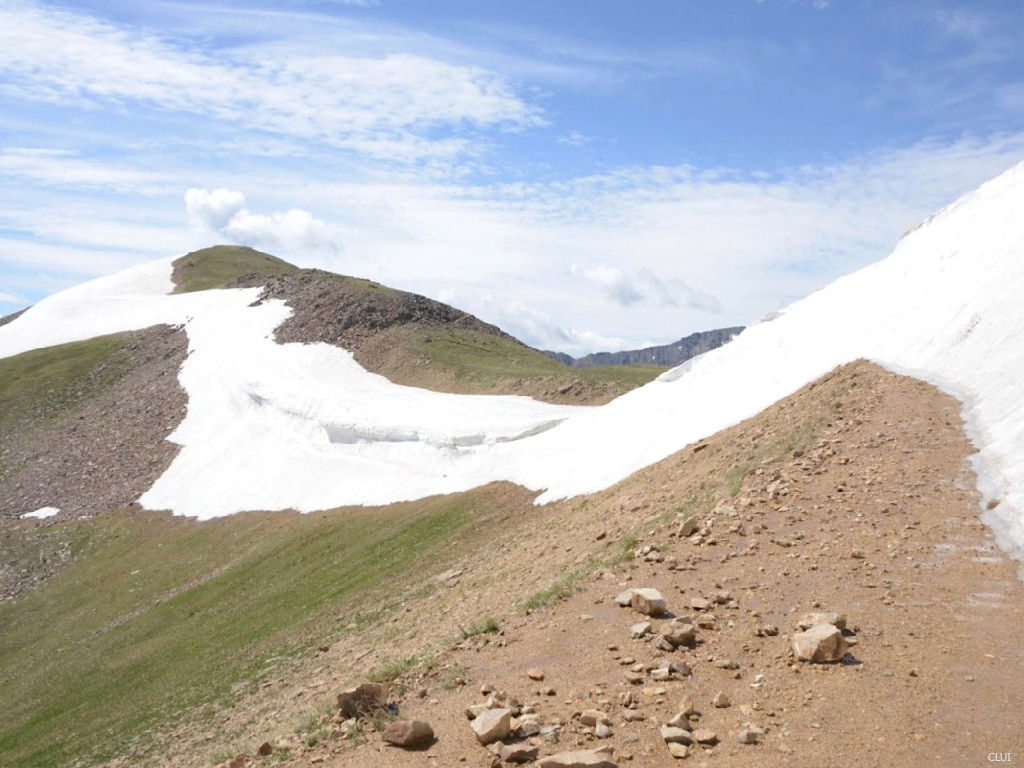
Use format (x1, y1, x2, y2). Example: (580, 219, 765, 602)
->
(1, 161, 1022, 567)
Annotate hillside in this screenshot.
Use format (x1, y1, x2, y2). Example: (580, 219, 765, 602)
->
(2, 361, 1020, 768)
(230, 266, 664, 404)
(545, 326, 744, 368)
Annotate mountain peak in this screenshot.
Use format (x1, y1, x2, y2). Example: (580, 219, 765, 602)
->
(171, 244, 299, 293)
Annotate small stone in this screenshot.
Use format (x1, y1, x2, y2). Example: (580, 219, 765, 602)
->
(735, 728, 759, 745)
(690, 597, 712, 611)
(536, 747, 618, 768)
(660, 726, 692, 744)
(713, 659, 740, 670)
(257, 742, 273, 756)
(678, 517, 699, 537)
(796, 611, 847, 631)
(382, 720, 434, 748)
(528, 668, 546, 681)
(615, 589, 637, 606)
(666, 712, 691, 730)
(667, 743, 689, 759)
(680, 695, 694, 715)
(712, 692, 731, 708)
(662, 623, 697, 648)
(757, 624, 779, 637)
(471, 708, 513, 745)
(501, 744, 541, 763)
(792, 624, 847, 663)
(631, 622, 653, 639)
(580, 709, 611, 727)
(693, 728, 718, 745)
(650, 667, 671, 681)
(631, 588, 667, 616)
(595, 722, 613, 739)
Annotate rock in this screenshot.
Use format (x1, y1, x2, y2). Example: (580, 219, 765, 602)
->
(756, 624, 779, 637)
(337, 683, 389, 717)
(678, 517, 699, 537)
(693, 728, 718, 745)
(680, 695, 695, 715)
(797, 611, 847, 631)
(382, 720, 434, 748)
(713, 659, 739, 670)
(792, 623, 847, 663)
(662, 622, 696, 648)
(736, 727, 760, 744)
(630, 588, 667, 616)
(666, 712, 691, 729)
(580, 709, 611, 726)
(595, 722, 613, 738)
(712, 692, 731, 708)
(690, 597, 712, 611)
(537, 748, 618, 768)
(660, 726, 692, 744)
(257, 742, 273, 756)
(228, 756, 249, 768)
(466, 703, 490, 719)
(615, 589, 637, 606)
(527, 668, 546, 681)
(667, 743, 690, 759)
(502, 743, 541, 763)
(471, 708, 513, 745)
(630, 621, 653, 639)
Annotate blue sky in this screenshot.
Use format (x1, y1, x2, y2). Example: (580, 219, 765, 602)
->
(1, 0, 1023, 353)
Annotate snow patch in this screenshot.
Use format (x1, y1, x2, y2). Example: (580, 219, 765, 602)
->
(21, 507, 59, 519)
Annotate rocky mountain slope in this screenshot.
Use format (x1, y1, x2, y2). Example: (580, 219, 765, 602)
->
(544, 327, 743, 368)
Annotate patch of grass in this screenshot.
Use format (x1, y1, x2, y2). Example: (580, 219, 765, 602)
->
(522, 568, 588, 612)
(171, 245, 298, 293)
(606, 535, 639, 566)
(460, 616, 500, 639)
(366, 655, 421, 684)
(0, 483, 530, 768)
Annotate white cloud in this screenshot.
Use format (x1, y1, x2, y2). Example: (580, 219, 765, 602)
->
(185, 188, 345, 255)
(0, 2, 541, 162)
(570, 264, 721, 311)
(0, 148, 168, 193)
(0, 291, 24, 305)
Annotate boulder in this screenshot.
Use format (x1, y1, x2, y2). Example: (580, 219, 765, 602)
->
(693, 728, 718, 745)
(792, 623, 847, 663)
(580, 709, 611, 726)
(630, 588, 667, 616)
(471, 708, 513, 745)
(615, 589, 637, 607)
(712, 691, 731, 708)
(382, 720, 434, 748)
(337, 683, 389, 717)
(667, 742, 689, 759)
(662, 622, 696, 648)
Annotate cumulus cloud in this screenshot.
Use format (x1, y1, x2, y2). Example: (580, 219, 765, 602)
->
(0, 291, 24, 305)
(185, 188, 343, 255)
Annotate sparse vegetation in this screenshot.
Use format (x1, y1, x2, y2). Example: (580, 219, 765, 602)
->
(522, 568, 588, 612)
(460, 616, 500, 639)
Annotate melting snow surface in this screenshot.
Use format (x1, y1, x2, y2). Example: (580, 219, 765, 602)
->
(21, 507, 60, 519)
(1, 161, 1023, 567)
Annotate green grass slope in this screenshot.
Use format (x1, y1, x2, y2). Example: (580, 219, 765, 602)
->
(171, 245, 299, 293)
(388, 324, 665, 402)
(0, 484, 533, 767)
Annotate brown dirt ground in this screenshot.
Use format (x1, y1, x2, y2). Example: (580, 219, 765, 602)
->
(168, 360, 1021, 768)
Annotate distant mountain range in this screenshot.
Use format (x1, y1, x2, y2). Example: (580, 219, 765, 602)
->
(545, 327, 744, 368)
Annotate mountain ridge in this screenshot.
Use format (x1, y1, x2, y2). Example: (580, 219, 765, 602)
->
(544, 326, 743, 368)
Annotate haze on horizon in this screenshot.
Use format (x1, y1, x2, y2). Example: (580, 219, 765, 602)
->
(1, 0, 1023, 355)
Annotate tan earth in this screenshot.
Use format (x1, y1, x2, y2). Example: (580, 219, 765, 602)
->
(160, 361, 1022, 768)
